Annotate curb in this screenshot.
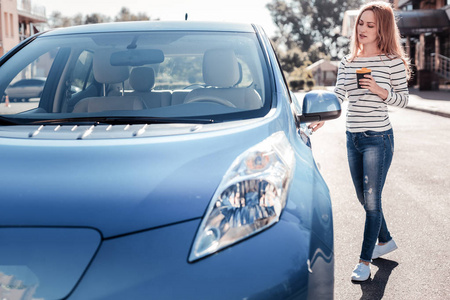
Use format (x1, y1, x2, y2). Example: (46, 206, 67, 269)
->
(405, 105, 450, 118)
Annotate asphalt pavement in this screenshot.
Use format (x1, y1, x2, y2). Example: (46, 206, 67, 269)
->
(305, 98, 450, 299)
(406, 86, 450, 118)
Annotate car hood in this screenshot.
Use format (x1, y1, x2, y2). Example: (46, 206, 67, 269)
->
(0, 123, 268, 238)
(0, 227, 100, 300)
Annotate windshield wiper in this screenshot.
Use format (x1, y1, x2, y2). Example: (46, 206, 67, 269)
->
(0, 115, 216, 126)
(100, 116, 214, 125)
(23, 116, 216, 125)
(0, 116, 24, 125)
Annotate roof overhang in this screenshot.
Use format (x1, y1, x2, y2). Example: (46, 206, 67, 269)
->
(306, 59, 339, 72)
(17, 10, 47, 24)
(342, 8, 450, 37)
(396, 9, 450, 35)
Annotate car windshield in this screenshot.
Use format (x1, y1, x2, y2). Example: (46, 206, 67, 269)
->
(0, 30, 271, 125)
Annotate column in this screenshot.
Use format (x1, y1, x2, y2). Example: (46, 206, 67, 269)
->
(419, 33, 425, 70)
(435, 34, 440, 72)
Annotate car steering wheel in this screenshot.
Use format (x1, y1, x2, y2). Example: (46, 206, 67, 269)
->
(185, 95, 237, 108)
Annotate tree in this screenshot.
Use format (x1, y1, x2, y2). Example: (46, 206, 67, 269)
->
(85, 13, 110, 24)
(278, 47, 308, 74)
(72, 14, 84, 26)
(48, 11, 72, 28)
(46, 7, 152, 29)
(287, 60, 314, 90)
(267, 0, 363, 59)
(115, 7, 150, 22)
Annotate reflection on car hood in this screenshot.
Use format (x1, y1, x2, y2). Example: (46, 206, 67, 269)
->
(0, 228, 100, 299)
(0, 123, 265, 238)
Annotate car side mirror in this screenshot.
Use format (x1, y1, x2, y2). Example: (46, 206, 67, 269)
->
(292, 90, 341, 123)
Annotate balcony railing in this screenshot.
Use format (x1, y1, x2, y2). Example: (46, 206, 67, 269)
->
(431, 53, 450, 80)
(17, 0, 46, 19)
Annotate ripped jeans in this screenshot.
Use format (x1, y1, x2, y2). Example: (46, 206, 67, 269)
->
(346, 129, 394, 262)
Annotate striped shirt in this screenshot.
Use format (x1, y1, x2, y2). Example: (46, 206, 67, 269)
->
(334, 54, 409, 133)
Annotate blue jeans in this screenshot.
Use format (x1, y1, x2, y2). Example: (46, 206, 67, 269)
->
(346, 129, 394, 262)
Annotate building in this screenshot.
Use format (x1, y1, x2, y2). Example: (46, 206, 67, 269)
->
(0, 0, 47, 57)
(342, 0, 450, 90)
(306, 59, 340, 86)
(397, 0, 450, 89)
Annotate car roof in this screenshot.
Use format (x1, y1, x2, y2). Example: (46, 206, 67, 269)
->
(41, 21, 257, 37)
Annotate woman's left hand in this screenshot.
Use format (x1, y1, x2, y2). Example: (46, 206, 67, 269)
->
(359, 74, 388, 100)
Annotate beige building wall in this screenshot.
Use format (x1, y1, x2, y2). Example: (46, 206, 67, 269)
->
(0, 0, 20, 56)
(0, 0, 47, 57)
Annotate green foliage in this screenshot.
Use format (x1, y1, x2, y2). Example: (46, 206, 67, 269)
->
(48, 11, 73, 28)
(278, 48, 307, 73)
(286, 61, 314, 91)
(306, 79, 315, 90)
(85, 13, 110, 24)
(115, 7, 150, 22)
(267, 0, 363, 87)
(47, 7, 153, 28)
(289, 79, 304, 91)
(267, 0, 363, 59)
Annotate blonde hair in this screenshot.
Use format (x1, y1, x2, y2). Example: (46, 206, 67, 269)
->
(349, 1, 411, 78)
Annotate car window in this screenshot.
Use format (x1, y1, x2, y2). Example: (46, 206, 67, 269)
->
(1, 50, 56, 112)
(155, 56, 203, 90)
(236, 59, 254, 87)
(153, 56, 254, 90)
(0, 31, 271, 123)
(70, 50, 95, 93)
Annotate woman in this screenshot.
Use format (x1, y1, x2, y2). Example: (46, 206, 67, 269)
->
(310, 1, 410, 281)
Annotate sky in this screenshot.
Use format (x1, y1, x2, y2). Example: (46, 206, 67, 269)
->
(35, 0, 278, 36)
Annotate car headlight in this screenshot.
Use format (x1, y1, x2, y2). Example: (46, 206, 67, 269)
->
(189, 131, 295, 262)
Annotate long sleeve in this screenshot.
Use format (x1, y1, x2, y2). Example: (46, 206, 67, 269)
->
(384, 59, 409, 108)
(337, 54, 408, 132)
(334, 57, 347, 104)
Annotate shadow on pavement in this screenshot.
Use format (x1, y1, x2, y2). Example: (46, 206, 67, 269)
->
(352, 258, 399, 300)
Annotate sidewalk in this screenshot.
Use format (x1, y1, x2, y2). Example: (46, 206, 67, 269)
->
(406, 86, 450, 118)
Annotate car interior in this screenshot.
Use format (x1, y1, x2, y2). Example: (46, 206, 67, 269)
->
(0, 32, 270, 121)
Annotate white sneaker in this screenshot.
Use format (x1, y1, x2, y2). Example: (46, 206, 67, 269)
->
(372, 239, 398, 259)
(351, 262, 371, 281)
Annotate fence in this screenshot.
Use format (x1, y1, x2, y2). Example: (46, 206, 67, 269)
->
(430, 53, 450, 80)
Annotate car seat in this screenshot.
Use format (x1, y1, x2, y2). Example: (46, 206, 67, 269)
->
(183, 49, 262, 110)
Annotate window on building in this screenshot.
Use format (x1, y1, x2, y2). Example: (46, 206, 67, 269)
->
(10, 13, 14, 37)
(4, 13, 9, 37)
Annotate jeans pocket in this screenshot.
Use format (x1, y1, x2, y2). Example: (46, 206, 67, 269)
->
(362, 131, 384, 138)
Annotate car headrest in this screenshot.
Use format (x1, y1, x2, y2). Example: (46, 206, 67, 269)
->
(129, 67, 155, 92)
(203, 49, 239, 87)
(93, 50, 129, 84)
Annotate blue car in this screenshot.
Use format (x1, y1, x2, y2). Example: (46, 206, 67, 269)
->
(0, 21, 340, 299)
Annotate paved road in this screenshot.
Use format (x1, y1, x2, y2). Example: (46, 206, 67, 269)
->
(0, 99, 39, 115)
(306, 99, 450, 299)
